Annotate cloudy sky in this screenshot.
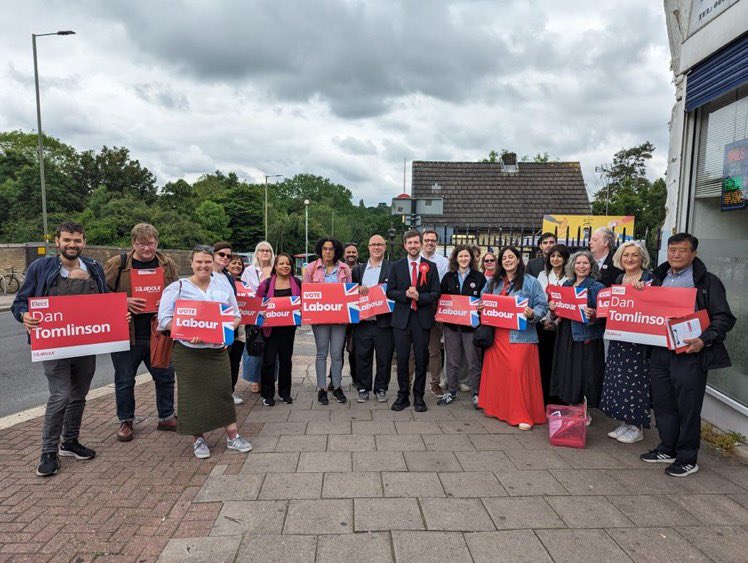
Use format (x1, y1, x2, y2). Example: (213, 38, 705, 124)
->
(0, 0, 674, 204)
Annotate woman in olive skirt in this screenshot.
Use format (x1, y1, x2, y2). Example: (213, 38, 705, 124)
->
(158, 249, 253, 459)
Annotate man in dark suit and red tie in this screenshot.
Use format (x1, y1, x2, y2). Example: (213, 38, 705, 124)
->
(386, 230, 441, 412)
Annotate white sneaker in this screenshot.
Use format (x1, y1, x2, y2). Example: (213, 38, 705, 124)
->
(458, 383, 471, 393)
(193, 437, 210, 459)
(586, 414, 592, 427)
(232, 393, 244, 405)
(518, 423, 533, 431)
(617, 426, 644, 444)
(607, 424, 628, 439)
(227, 435, 253, 453)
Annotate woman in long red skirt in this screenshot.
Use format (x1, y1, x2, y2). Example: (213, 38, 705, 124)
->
(478, 246, 549, 430)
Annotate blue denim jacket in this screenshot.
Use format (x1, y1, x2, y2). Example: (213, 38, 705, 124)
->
(481, 274, 548, 344)
(560, 277, 606, 342)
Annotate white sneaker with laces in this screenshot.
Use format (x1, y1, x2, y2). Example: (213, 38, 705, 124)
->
(518, 423, 533, 431)
(227, 435, 253, 453)
(617, 425, 644, 444)
(607, 424, 628, 439)
(232, 393, 244, 405)
(193, 437, 210, 459)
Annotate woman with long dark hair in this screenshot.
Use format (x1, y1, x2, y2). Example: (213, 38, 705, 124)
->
(478, 247, 548, 430)
(303, 237, 352, 405)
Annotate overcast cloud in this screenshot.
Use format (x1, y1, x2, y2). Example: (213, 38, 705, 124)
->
(0, 0, 673, 204)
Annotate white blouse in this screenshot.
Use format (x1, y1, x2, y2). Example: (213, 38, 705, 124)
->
(158, 274, 240, 349)
(537, 269, 568, 291)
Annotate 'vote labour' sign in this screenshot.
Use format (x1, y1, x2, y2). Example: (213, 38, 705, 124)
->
(301, 283, 360, 325)
(603, 285, 697, 347)
(28, 293, 130, 362)
(171, 299, 236, 345)
(257, 296, 302, 327)
(358, 284, 395, 320)
(235, 282, 263, 325)
(435, 295, 480, 327)
(547, 286, 589, 323)
(130, 267, 165, 313)
(480, 294, 529, 330)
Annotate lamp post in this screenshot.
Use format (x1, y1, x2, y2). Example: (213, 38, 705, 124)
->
(387, 226, 397, 261)
(33, 30, 75, 254)
(304, 199, 310, 263)
(264, 174, 283, 241)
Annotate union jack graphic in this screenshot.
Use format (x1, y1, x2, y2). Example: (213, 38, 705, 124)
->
(469, 297, 481, 328)
(290, 296, 302, 326)
(219, 304, 235, 345)
(574, 288, 589, 323)
(515, 296, 529, 330)
(344, 283, 361, 323)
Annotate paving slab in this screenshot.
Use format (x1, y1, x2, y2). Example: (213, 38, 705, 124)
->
(420, 498, 496, 531)
(437, 420, 488, 434)
(259, 422, 308, 436)
(354, 497, 424, 531)
(353, 451, 408, 472)
(545, 496, 634, 528)
(306, 421, 352, 435)
(316, 532, 394, 563)
(259, 472, 323, 500)
(438, 471, 507, 498)
(467, 434, 525, 450)
(382, 471, 445, 497)
(464, 530, 552, 563)
(275, 435, 328, 452)
(421, 434, 475, 451)
(403, 451, 462, 472)
(676, 525, 748, 562)
(328, 434, 376, 452)
(236, 534, 317, 562)
(210, 500, 288, 536)
(375, 434, 426, 451)
(351, 421, 397, 435)
(283, 499, 353, 534)
(481, 497, 566, 530)
(322, 471, 383, 498)
(391, 531, 473, 563)
(194, 473, 264, 502)
(535, 529, 631, 562)
(158, 536, 241, 562)
(606, 495, 702, 527)
(667, 494, 748, 524)
(550, 468, 631, 496)
(494, 469, 568, 496)
(505, 448, 573, 470)
(395, 421, 445, 434)
(240, 452, 299, 473)
(607, 527, 709, 562)
(298, 451, 353, 472)
(454, 450, 515, 471)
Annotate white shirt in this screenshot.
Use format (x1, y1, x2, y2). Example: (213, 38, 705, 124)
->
(421, 251, 449, 281)
(158, 274, 240, 349)
(537, 270, 568, 291)
(60, 259, 89, 278)
(361, 260, 383, 288)
(240, 265, 263, 290)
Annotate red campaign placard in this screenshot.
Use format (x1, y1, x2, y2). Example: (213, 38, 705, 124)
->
(171, 299, 236, 345)
(547, 286, 590, 323)
(596, 287, 612, 318)
(257, 296, 302, 327)
(301, 283, 360, 325)
(604, 285, 697, 347)
(435, 295, 480, 327)
(358, 284, 394, 320)
(130, 267, 165, 313)
(480, 294, 529, 330)
(667, 309, 710, 353)
(235, 282, 263, 325)
(28, 293, 130, 362)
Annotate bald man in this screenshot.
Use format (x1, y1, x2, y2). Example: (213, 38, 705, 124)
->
(351, 235, 394, 403)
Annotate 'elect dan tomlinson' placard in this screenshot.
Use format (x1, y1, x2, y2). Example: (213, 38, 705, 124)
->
(28, 293, 130, 362)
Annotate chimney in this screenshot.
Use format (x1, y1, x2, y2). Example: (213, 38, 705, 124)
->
(500, 152, 518, 174)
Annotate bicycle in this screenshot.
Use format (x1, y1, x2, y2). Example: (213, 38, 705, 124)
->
(1, 267, 25, 294)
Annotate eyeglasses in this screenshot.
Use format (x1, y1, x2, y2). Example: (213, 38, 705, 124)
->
(369, 243, 385, 248)
(216, 252, 232, 259)
(135, 242, 157, 249)
(258, 248, 271, 252)
(483, 259, 495, 263)
(322, 247, 335, 252)
(423, 238, 437, 244)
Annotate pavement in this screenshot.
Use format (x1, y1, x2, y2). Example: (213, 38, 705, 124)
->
(0, 326, 747, 562)
(0, 295, 14, 312)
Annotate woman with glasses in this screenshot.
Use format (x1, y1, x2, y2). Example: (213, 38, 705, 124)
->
(240, 241, 276, 393)
(303, 237, 352, 405)
(481, 252, 497, 279)
(536, 244, 570, 404)
(599, 242, 653, 444)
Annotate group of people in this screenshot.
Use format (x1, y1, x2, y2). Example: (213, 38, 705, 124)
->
(12, 221, 735, 480)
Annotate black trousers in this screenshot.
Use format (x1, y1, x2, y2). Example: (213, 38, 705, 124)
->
(393, 310, 430, 399)
(262, 327, 297, 400)
(228, 336, 245, 391)
(354, 321, 394, 393)
(650, 347, 708, 465)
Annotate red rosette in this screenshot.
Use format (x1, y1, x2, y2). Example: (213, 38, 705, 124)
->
(418, 262, 429, 285)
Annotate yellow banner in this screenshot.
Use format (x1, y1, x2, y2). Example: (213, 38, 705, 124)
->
(542, 215, 635, 240)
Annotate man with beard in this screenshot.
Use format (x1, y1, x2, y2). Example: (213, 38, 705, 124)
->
(12, 221, 109, 477)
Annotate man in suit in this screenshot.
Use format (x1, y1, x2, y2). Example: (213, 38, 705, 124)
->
(526, 232, 557, 278)
(386, 230, 441, 412)
(589, 227, 623, 287)
(352, 235, 393, 403)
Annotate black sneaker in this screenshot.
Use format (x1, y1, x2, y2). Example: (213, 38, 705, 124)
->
(414, 398, 428, 413)
(640, 449, 676, 464)
(437, 392, 457, 406)
(333, 388, 347, 403)
(318, 389, 329, 405)
(357, 390, 369, 403)
(665, 462, 699, 477)
(327, 381, 335, 391)
(391, 397, 410, 411)
(36, 452, 60, 477)
(262, 397, 276, 406)
(59, 440, 96, 460)
(279, 395, 293, 404)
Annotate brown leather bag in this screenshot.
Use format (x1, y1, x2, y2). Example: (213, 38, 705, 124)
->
(150, 315, 174, 369)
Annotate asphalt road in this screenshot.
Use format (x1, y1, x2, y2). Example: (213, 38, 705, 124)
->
(0, 311, 119, 418)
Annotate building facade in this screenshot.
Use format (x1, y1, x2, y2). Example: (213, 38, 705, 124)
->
(664, 0, 747, 435)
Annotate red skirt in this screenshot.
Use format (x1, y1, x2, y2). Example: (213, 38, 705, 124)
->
(478, 328, 546, 426)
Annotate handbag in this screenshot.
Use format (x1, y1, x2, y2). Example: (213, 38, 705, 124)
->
(150, 315, 174, 369)
(472, 324, 495, 349)
(246, 327, 265, 357)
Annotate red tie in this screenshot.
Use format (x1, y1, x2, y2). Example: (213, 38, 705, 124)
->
(410, 261, 418, 310)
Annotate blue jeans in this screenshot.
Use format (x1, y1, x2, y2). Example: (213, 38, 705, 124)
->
(241, 347, 262, 383)
(111, 339, 175, 423)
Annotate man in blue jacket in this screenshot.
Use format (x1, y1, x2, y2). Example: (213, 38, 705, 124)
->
(12, 221, 108, 477)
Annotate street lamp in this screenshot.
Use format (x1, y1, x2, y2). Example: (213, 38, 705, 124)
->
(387, 226, 397, 261)
(304, 199, 310, 263)
(33, 30, 76, 254)
(264, 174, 283, 241)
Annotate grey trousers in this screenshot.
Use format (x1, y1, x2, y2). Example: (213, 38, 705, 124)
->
(41, 356, 96, 453)
(442, 325, 481, 396)
(312, 324, 346, 390)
